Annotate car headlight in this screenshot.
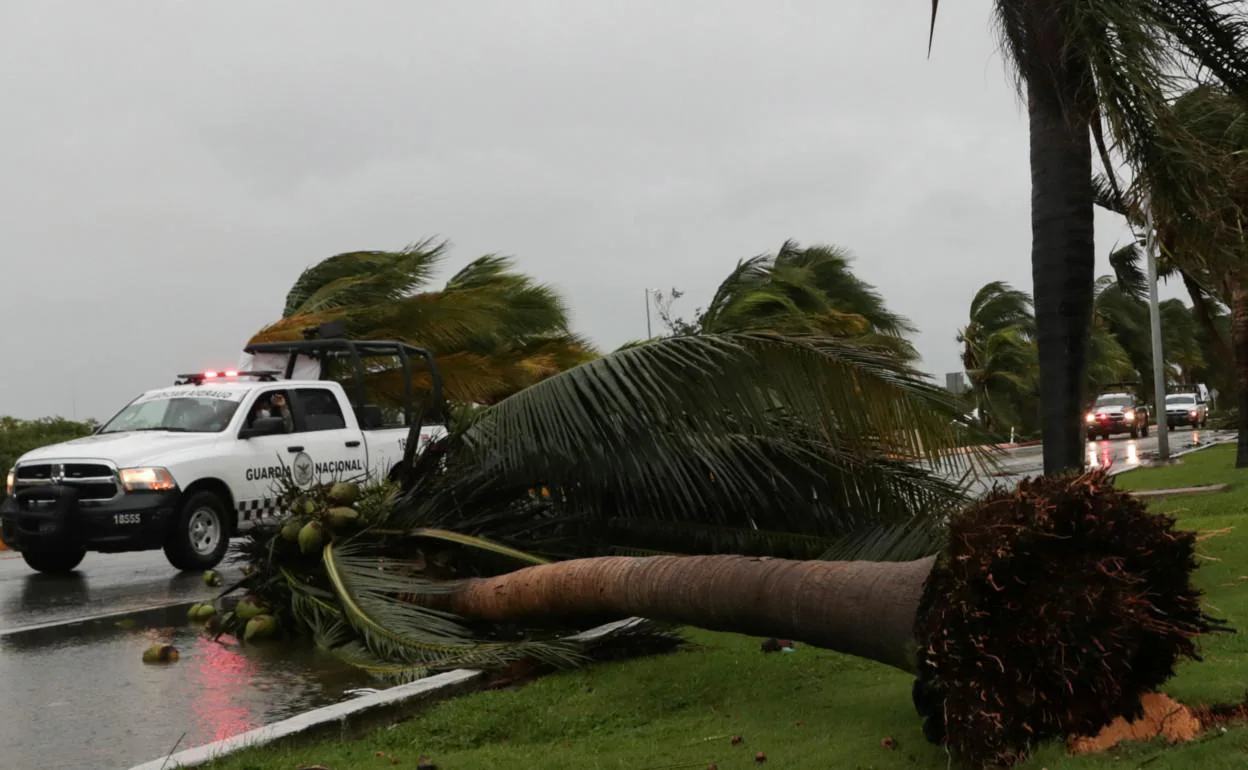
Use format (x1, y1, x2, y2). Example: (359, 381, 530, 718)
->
(119, 467, 177, 492)
(1123, 410, 1135, 422)
(4, 468, 13, 497)
(1086, 413, 1096, 423)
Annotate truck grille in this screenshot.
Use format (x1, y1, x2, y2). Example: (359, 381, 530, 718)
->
(14, 463, 120, 502)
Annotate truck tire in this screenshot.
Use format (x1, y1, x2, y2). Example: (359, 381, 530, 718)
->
(164, 490, 230, 572)
(21, 546, 87, 574)
(1142, 421, 1149, 437)
(1130, 426, 1139, 439)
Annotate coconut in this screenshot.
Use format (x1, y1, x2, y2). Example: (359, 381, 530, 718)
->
(298, 520, 324, 555)
(280, 517, 303, 542)
(202, 569, 222, 587)
(244, 614, 278, 642)
(142, 644, 180, 664)
(188, 602, 216, 622)
(327, 481, 360, 505)
(235, 597, 268, 621)
(327, 506, 360, 530)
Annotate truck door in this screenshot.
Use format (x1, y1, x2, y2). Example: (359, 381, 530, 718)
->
(287, 385, 369, 487)
(230, 386, 301, 527)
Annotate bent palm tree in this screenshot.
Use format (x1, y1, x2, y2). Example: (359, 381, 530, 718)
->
(1142, 85, 1248, 464)
(957, 281, 1036, 433)
(929, 0, 1248, 475)
(1097, 179, 1233, 385)
(691, 240, 919, 361)
(248, 239, 596, 406)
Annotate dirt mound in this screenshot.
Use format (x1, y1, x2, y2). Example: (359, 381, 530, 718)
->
(1069, 693, 1202, 753)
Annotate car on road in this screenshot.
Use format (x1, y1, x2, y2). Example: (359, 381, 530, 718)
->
(1164, 390, 1210, 429)
(1086, 390, 1151, 441)
(1, 334, 446, 575)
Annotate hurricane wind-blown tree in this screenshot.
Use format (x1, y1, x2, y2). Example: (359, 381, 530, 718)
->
(957, 281, 1036, 434)
(657, 240, 918, 361)
(928, 0, 1248, 475)
(247, 239, 596, 407)
(224, 332, 1222, 768)
(1136, 84, 1248, 464)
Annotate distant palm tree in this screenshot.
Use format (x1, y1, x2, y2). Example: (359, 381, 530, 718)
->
(928, 0, 1248, 475)
(957, 281, 1036, 434)
(1096, 185, 1233, 377)
(675, 240, 918, 361)
(247, 239, 596, 406)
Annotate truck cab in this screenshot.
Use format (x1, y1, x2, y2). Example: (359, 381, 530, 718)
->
(1164, 389, 1210, 429)
(1, 335, 445, 574)
(1085, 388, 1151, 441)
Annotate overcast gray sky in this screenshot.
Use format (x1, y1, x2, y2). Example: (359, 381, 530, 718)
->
(0, 1, 1182, 421)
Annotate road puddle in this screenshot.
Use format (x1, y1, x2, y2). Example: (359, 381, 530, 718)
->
(0, 602, 371, 770)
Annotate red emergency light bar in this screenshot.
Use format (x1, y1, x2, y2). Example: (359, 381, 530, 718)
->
(174, 370, 281, 385)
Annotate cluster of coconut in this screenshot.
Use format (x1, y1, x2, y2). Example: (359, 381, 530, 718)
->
(279, 480, 364, 556)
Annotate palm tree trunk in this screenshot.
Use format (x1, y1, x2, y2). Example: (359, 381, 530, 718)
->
(430, 553, 936, 673)
(1028, 94, 1095, 475)
(1230, 281, 1248, 468)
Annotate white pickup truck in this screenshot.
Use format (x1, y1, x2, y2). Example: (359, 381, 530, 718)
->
(1, 336, 446, 574)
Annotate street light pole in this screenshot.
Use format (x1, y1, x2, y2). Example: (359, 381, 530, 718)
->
(644, 288, 653, 340)
(1144, 196, 1170, 461)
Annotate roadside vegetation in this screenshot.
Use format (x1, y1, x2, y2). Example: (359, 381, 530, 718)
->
(0, 416, 97, 504)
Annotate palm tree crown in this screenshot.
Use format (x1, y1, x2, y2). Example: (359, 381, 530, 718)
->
(248, 238, 596, 406)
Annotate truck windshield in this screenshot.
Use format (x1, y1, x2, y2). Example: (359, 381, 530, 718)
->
(1095, 395, 1133, 407)
(99, 396, 241, 434)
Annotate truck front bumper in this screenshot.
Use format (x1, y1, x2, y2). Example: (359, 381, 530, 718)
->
(0, 486, 179, 553)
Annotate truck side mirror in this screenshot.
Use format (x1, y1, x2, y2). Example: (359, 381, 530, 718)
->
(239, 416, 285, 439)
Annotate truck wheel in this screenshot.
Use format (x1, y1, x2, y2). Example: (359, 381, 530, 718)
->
(22, 546, 87, 574)
(1130, 426, 1139, 439)
(164, 490, 230, 571)
(1142, 422, 1149, 437)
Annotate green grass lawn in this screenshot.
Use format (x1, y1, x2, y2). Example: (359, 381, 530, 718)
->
(207, 447, 1248, 770)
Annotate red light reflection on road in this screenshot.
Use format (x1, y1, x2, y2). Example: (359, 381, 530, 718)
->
(1086, 442, 1113, 470)
(188, 637, 258, 742)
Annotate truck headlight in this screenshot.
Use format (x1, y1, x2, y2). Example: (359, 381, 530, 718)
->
(119, 467, 177, 492)
(4, 468, 13, 497)
(1123, 410, 1135, 422)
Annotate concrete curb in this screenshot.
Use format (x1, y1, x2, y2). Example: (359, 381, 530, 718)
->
(1132, 483, 1229, 498)
(126, 617, 650, 770)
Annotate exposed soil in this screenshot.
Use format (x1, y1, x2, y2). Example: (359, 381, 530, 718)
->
(1068, 693, 1201, 754)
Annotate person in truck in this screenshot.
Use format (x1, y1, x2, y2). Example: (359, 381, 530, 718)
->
(249, 392, 294, 432)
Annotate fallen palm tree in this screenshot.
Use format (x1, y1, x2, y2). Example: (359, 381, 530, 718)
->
(390, 469, 1222, 767)
(209, 333, 1226, 767)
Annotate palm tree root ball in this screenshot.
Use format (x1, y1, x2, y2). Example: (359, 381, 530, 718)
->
(910, 469, 1229, 767)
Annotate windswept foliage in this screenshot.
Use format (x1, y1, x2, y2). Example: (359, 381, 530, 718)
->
(656, 240, 918, 362)
(249, 239, 596, 406)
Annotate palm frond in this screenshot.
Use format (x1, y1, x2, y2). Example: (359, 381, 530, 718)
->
(322, 541, 584, 669)
(282, 239, 448, 317)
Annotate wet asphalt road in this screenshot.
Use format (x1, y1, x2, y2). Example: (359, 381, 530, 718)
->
(0, 550, 241, 633)
(955, 425, 1237, 496)
(0, 553, 368, 770)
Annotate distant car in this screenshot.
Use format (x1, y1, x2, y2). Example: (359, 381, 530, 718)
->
(1164, 392, 1209, 429)
(1086, 391, 1151, 441)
